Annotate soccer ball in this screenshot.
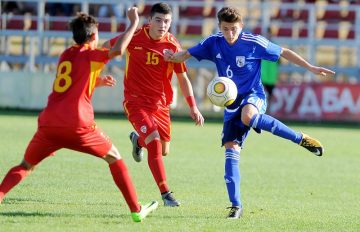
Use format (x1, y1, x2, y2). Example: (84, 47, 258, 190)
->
(206, 77, 237, 107)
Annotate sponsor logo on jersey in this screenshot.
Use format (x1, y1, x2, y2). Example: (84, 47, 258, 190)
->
(236, 56, 245, 67)
(216, 53, 222, 59)
(134, 46, 143, 50)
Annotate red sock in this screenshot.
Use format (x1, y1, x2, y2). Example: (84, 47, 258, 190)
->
(0, 165, 29, 202)
(109, 159, 140, 213)
(147, 139, 169, 193)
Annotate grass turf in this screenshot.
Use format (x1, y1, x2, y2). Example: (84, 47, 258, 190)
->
(0, 113, 359, 232)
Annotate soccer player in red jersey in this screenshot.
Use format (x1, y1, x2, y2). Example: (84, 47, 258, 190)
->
(103, 3, 204, 206)
(0, 8, 158, 222)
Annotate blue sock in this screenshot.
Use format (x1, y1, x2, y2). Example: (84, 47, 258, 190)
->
(249, 114, 302, 144)
(224, 148, 242, 207)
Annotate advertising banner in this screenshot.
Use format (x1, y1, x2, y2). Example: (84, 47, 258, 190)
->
(269, 83, 360, 122)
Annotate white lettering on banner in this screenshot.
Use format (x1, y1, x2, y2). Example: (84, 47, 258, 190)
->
(298, 87, 321, 116)
(322, 87, 360, 113)
(340, 88, 358, 113)
(270, 87, 299, 113)
(270, 84, 360, 121)
(322, 87, 339, 112)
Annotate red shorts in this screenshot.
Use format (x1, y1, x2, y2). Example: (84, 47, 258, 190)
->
(124, 101, 171, 142)
(24, 124, 112, 165)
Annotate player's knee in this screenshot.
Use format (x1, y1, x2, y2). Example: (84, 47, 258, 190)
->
(241, 114, 252, 126)
(104, 153, 121, 164)
(224, 142, 241, 151)
(162, 151, 169, 156)
(144, 130, 161, 145)
(241, 104, 259, 126)
(161, 142, 170, 156)
(104, 145, 121, 164)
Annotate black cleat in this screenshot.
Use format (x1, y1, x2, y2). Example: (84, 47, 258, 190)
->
(129, 131, 144, 162)
(226, 206, 243, 219)
(161, 191, 180, 207)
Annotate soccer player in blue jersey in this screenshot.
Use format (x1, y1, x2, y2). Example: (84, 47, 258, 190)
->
(165, 6, 335, 219)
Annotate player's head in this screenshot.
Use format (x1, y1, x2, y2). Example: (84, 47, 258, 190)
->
(148, 2, 172, 40)
(217, 7, 244, 45)
(69, 12, 99, 47)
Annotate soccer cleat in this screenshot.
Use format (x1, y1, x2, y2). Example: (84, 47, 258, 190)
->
(129, 131, 144, 162)
(299, 133, 324, 156)
(131, 201, 159, 222)
(161, 191, 180, 207)
(226, 206, 243, 219)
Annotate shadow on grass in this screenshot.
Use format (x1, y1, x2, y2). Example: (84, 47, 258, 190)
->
(1, 198, 127, 220)
(0, 211, 55, 217)
(0, 210, 127, 220)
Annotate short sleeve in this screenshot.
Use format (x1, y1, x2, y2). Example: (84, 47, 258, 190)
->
(89, 48, 110, 64)
(188, 36, 214, 61)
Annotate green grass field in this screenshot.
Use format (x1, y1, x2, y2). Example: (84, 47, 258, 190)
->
(0, 112, 359, 232)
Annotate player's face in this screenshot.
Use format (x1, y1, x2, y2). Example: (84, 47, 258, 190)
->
(89, 28, 99, 49)
(148, 13, 172, 40)
(219, 21, 243, 45)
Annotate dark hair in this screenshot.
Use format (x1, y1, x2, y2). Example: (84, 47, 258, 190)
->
(217, 7, 243, 24)
(69, 12, 98, 45)
(150, 2, 172, 17)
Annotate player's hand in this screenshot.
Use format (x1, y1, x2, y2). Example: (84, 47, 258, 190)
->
(190, 106, 204, 126)
(164, 49, 174, 61)
(96, 75, 117, 88)
(309, 66, 335, 77)
(127, 7, 139, 25)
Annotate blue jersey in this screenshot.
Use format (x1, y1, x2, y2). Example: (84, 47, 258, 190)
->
(188, 31, 282, 96)
(189, 31, 282, 122)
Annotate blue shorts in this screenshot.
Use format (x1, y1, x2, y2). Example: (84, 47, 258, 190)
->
(221, 93, 267, 147)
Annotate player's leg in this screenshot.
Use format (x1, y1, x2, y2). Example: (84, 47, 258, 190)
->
(141, 132, 178, 207)
(70, 125, 158, 222)
(125, 102, 179, 206)
(241, 95, 323, 156)
(224, 142, 243, 219)
(242, 103, 302, 143)
(103, 145, 141, 213)
(222, 119, 248, 219)
(158, 140, 180, 206)
(0, 128, 59, 203)
(154, 107, 180, 206)
(143, 131, 169, 192)
(0, 160, 33, 203)
(104, 146, 158, 222)
(145, 136, 179, 207)
(139, 129, 179, 206)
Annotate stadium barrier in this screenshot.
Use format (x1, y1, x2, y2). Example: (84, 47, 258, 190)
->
(1, 72, 360, 122)
(1, 0, 360, 122)
(0, 71, 124, 112)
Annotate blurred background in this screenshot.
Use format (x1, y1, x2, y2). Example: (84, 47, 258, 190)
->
(0, 0, 359, 122)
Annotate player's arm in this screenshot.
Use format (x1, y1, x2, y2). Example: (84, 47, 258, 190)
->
(164, 50, 192, 63)
(176, 72, 204, 126)
(280, 47, 335, 76)
(107, 7, 139, 58)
